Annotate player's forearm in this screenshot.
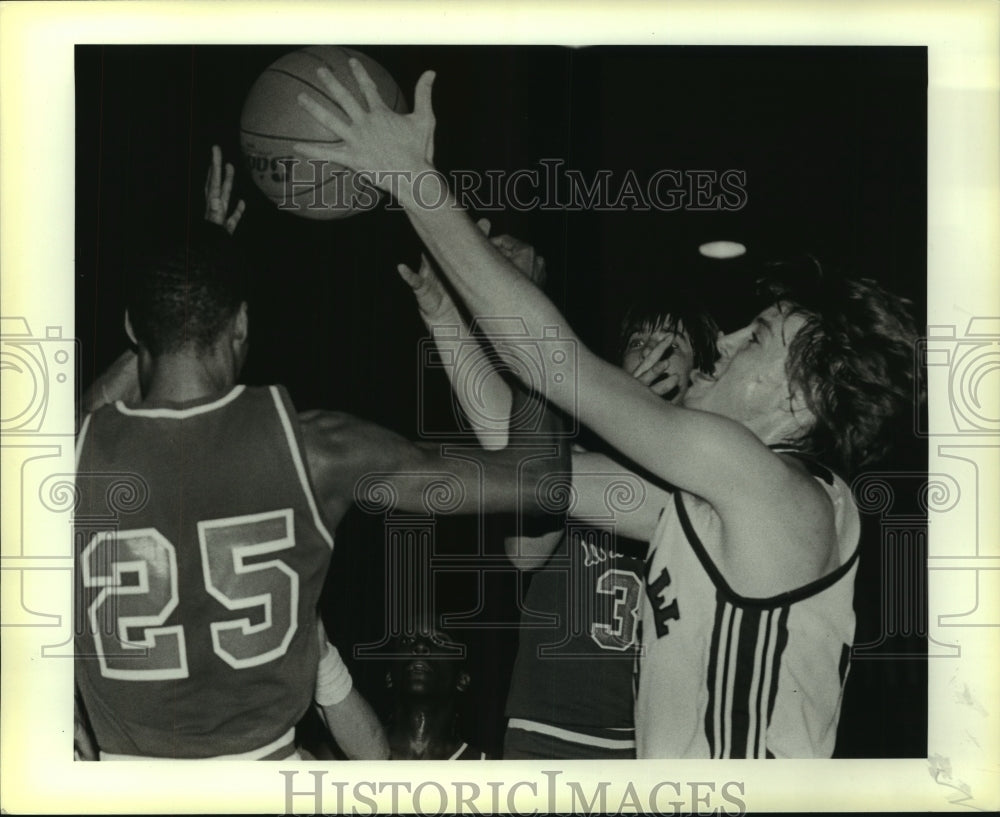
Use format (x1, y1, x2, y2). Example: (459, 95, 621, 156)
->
(318, 689, 389, 760)
(419, 300, 512, 450)
(396, 172, 579, 413)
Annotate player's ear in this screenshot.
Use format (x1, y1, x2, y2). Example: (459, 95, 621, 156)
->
(455, 671, 471, 694)
(384, 671, 393, 690)
(124, 310, 138, 346)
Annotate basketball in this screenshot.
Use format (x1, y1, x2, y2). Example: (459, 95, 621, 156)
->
(239, 46, 408, 221)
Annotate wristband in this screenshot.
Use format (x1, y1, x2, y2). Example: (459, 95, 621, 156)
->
(314, 640, 353, 706)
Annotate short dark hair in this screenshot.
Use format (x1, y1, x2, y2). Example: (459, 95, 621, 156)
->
(616, 286, 720, 374)
(759, 266, 922, 477)
(126, 226, 246, 357)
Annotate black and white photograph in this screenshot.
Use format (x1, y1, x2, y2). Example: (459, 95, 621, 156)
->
(1, 2, 998, 814)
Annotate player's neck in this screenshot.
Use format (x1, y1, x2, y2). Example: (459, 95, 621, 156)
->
(138, 349, 237, 406)
(390, 703, 458, 759)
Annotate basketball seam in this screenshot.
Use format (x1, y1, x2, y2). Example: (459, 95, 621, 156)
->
(266, 166, 364, 198)
(265, 67, 345, 112)
(299, 47, 402, 113)
(239, 128, 343, 145)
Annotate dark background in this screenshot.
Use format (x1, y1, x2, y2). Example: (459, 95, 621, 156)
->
(75, 45, 928, 758)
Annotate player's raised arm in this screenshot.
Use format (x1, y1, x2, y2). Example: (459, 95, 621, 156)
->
(398, 219, 512, 450)
(293, 60, 775, 512)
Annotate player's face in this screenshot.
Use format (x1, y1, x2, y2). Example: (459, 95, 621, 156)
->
(620, 319, 696, 404)
(391, 629, 463, 700)
(684, 305, 808, 436)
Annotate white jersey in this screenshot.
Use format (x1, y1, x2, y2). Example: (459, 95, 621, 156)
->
(636, 456, 860, 758)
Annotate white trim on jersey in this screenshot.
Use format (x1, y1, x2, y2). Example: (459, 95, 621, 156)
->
(75, 412, 93, 466)
(114, 385, 246, 418)
(447, 741, 486, 760)
(99, 727, 297, 761)
(268, 386, 334, 549)
(506, 718, 636, 749)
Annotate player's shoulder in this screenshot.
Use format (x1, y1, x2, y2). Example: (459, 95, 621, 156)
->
(297, 409, 400, 477)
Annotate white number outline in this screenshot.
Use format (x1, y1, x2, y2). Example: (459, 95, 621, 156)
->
(590, 567, 643, 652)
(81, 528, 189, 681)
(198, 510, 299, 669)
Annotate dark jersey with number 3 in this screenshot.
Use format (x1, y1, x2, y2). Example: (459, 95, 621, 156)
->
(74, 385, 334, 759)
(504, 525, 647, 756)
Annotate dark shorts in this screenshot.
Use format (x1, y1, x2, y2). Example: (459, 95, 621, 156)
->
(503, 721, 636, 760)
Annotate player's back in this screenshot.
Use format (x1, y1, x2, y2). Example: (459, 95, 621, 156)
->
(75, 385, 334, 759)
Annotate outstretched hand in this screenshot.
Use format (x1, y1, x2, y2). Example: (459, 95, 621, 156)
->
(204, 145, 246, 234)
(295, 59, 437, 193)
(398, 218, 493, 322)
(627, 335, 683, 401)
(399, 219, 547, 322)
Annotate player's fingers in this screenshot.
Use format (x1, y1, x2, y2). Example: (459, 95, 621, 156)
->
(530, 256, 547, 286)
(635, 359, 672, 385)
(417, 252, 434, 276)
(476, 218, 491, 237)
(297, 92, 353, 140)
(633, 343, 669, 377)
(225, 200, 246, 235)
(315, 66, 366, 122)
(397, 263, 422, 288)
(348, 57, 386, 111)
(212, 145, 224, 197)
(413, 70, 436, 125)
(220, 162, 235, 205)
(649, 372, 680, 397)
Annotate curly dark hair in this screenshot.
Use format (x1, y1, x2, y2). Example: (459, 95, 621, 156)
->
(616, 286, 720, 374)
(759, 266, 922, 477)
(126, 225, 246, 357)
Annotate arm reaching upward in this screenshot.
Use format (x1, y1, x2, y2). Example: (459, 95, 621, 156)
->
(295, 61, 838, 598)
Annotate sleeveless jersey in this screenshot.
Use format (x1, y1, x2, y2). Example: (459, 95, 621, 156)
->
(504, 525, 648, 755)
(636, 458, 860, 758)
(74, 385, 334, 759)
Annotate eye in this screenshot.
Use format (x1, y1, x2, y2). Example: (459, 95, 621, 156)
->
(626, 335, 645, 350)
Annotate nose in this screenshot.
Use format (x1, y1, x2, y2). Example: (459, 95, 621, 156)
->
(412, 639, 430, 655)
(716, 324, 752, 359)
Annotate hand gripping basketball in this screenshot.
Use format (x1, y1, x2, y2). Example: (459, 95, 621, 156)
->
(295, 59, 437, 195)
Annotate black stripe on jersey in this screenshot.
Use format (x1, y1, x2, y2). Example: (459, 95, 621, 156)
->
(673, 492, 860, 608)
(704, 596, 792, 758)
(704, 594, 727, 758)
(730, 606, 765, 758)
(839, 642, 851, 684)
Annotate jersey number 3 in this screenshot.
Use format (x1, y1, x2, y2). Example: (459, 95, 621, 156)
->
(81, 510, 299, 681)
(591, 568, 642, 651)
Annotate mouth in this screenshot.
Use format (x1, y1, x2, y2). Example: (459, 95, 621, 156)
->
(406, 660, 433, 676)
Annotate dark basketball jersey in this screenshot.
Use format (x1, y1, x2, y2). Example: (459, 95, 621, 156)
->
(74, 385, 334, 759)
(636, 457, 860, 758)
(504, 526, 647, 755)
